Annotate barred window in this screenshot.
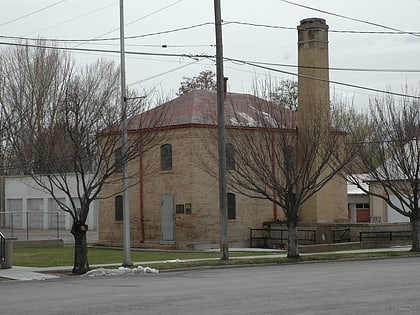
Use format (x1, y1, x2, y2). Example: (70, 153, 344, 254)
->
(161, 144, 172, 171)
(115, 147, 123, 173)
(226, 143, 235, 170)
(115, 195, 123, 221)
(227, 193, 236, 220)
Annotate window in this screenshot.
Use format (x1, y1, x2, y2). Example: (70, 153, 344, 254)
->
(356, 203, 370, 209)
(161, 144, 172, 171)
(176, 204, 185, 214)
(114, 147, 123, 173)
(227, 193, 236, 219)
(283, 145, 296, 170)
(226, 143, 235, 170)
(115, 195, 123, 221)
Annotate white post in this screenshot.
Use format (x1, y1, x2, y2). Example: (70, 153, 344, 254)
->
(349, 203, 357, 224)
(43, 198, 48, 229)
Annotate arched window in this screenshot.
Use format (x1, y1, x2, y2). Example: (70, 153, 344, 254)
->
(115, 195, 123, 221)
(161, 144, 172, 171)
(226, 143, 235, 170)
(227, 193, 236, 220)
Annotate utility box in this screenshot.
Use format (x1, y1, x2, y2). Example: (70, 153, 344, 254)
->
(1, 237, 14, 269)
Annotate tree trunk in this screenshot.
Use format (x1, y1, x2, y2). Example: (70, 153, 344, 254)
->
(71, 221, 89, 275)
(411, 217, 420, 252)
(287, 222, 299, 258)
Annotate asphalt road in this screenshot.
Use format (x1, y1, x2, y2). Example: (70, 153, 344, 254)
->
(1, 257, 419, 315)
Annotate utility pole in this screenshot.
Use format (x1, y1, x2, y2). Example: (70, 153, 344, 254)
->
(119, 0, 132, 267)
(214, 0, 229, 260)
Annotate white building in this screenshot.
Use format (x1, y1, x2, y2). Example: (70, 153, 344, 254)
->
(4, 175, 98, 230)
(347, 174, 370, 223)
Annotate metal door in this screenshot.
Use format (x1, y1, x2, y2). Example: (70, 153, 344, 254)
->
(161, 194, 175, 243)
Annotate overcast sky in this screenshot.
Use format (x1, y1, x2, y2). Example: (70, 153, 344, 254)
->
(2, 0, 420, 107)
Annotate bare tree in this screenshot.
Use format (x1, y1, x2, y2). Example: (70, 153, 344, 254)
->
(0, 42, 75, 174)
(0, 43, 165, 274)
(254, 78, 298, 111)
(177, 70, 217, 96)
(347, 92, 420, 251)
(199, 90, 354, 258)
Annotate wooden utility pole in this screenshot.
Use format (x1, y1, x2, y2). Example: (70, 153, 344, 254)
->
(214, 0, 229, 260)
(119, 0, 132, 267)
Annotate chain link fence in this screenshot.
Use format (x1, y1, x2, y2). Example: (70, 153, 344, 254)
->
(0, 211, 97, 243)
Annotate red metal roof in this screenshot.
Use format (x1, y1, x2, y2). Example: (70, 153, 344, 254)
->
(129, 90, 297, 131)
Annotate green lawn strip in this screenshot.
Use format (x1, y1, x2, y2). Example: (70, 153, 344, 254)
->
(12, 247, 281, 267)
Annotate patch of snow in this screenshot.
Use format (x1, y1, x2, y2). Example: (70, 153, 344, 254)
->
(237, 112, 257, 127)
(20, 274, 57, 281)
(83, 266, 159, 277)
(165, 259, 186, 263)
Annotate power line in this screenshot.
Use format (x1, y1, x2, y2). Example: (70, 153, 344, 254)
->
(239, 59, 420, 73)
(279, 0, 420, 38)
(24, 2, 117, 37)
(0, 40, 418, 100)
(128, 60, 201, 86)
(125, 0, 184, 28)
(3, 40, 418, 74)
(5, 20, 419, 45)
(0, 0, 68, 28)
(0, 22, 214, 44)
(224, 57, 420, 100)
(224, 21, 420, 35)
(87, 43, 214, 48)
(73, 0, 185, 47)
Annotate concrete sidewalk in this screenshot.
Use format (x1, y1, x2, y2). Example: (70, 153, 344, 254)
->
(0, 245, 413, 281)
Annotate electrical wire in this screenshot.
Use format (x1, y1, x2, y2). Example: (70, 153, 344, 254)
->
(235, 59, 420, 73)
(0, 0, 68, 28)
(24, 2, 117, 37)
(128, 59, 201, 86)
(73, 0, 185, 48)
(224, 57, 420, 100)
(2, 35, 418, 73)
(5, 20, 419, 45)
(125, 0, 184, 28)
(0, 22, 214, 44)
(3, 40, 419, 75)
(279, 0, 420, 38)
(224, 21, 420, 35)
(0, 40, 418, 100)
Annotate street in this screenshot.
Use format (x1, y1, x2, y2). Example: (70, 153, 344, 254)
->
(1, 257, 419, 314)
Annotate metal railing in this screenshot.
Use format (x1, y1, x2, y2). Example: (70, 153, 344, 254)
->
(359, 230, 411, 242)
(333, 228, 351, 243)
(250, 228, 316, 248)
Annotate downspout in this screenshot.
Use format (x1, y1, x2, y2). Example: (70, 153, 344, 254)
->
(139, 152, 145, 242)
(271, 132, 278, 220)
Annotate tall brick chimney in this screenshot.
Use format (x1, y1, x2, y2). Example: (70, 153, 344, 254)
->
(297, 18, 330, 129)
(297, 18, 337, 223)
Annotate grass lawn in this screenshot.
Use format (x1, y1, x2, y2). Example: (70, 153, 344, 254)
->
(13, 246, 420, 271)
(13, 246, 281, 268)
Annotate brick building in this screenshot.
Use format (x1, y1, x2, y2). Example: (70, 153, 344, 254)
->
(98, 18, 348, 249)
(98, 89, 348, 249)
(98, 91, 281, 249)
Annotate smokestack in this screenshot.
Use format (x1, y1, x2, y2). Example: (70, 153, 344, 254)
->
(296, 18, 332, 223)
(297, 18, 330, 129)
